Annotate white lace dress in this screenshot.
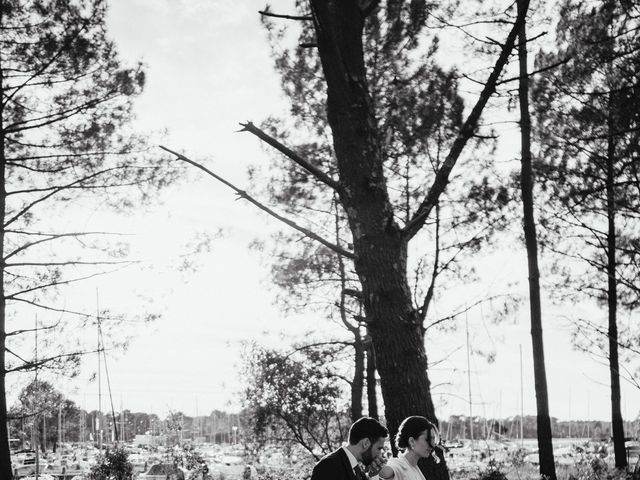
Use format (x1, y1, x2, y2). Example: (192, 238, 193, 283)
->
(385, 455, 426, 480)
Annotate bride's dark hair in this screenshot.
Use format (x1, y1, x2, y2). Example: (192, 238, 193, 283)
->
(395, 416, 437, 451)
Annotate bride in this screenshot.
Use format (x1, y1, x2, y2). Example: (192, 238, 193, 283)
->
(379, 416, 440, 480)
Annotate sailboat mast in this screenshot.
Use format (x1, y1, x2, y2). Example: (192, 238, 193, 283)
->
(568, 389, 572, 438)
(35, 316, 39, 480)
(466, 312, 474, 453)
(97, 289, 102, 451)
(58, 405, 62, 450)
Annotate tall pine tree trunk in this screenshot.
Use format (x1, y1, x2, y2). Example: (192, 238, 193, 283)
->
(308, 0, 528, 444)
(517, 1, 556, 478)
(310, 0, 436, 445)
(606, 100, 626, 469)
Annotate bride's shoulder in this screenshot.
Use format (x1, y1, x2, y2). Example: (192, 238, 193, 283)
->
(388, 456, 411, 471)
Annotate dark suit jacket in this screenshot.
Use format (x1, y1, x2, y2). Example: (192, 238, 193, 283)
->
(311, 448, 358, 480)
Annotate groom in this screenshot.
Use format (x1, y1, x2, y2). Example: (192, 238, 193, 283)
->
(311, 417, 388, 480)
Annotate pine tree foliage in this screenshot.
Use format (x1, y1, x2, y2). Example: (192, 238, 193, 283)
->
(532, 0, 640, 468)
(251, 1, 514, 416)
(0, 1, 176, 476)
(534, 0, 640, 299)
(241, 343, 349, 458)
(0, 0, 155, 343)
(1, 0, 172, 358)
(533, 0, 640, 379)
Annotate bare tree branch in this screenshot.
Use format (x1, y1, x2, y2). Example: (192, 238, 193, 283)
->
(425, 294, 515, 332)
(240, 121, 343, 193)
(4, 91, 118, 134)
(6, 350, 94, 374)
(160, 145, 355, 259)
(5, 266, 127, 299)
(258, 9, 312, 21)
(3, 167, 121, 228)
(6, 319, 61, 337)
(495, 57, 570, 86)
(5, 260, 133, 267)
(7, 297, 93, 317)
(574, 317, 640, 356)
(6, 260, 133, 267)
(419, 201, 440, 324)
(5, 347, 29, 365)
(285, 341, 353, 361)
(4, 231, 128, 261)
(403, 1, 530, 240)
(343, 288, 362, 299)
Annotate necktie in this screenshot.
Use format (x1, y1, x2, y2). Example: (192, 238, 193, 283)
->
(354, 465, 368, 480)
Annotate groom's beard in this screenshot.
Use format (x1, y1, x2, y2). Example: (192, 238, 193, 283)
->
(361, 445, 375, 466)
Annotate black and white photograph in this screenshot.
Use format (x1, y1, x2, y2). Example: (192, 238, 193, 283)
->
(1, 1, 639, 480)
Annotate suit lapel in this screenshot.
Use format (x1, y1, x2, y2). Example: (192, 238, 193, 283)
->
(337, 448, 358, 480)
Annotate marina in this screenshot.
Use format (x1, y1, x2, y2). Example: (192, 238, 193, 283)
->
(9, 435, 640, 480)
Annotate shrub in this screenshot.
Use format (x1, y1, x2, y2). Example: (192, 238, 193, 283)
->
(88, 445, 133, 480)
(473, 461, 509, 480)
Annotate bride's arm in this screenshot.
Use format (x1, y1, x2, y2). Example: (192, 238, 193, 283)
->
(379, 465, 395, 479)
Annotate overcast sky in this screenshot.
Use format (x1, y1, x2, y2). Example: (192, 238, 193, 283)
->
(23, 0, 638, 425)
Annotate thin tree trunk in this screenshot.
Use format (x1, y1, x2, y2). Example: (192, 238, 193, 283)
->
(0, 179, 10, 480)
(351, 337, 365, 421)
(606, 99, 626, 469)
(517, 1, 556, 478)
(366, 340, 378, 419)
(335, 196, 365, 422)
(0, 6, 12, 471)
(310, 0, 436, 446)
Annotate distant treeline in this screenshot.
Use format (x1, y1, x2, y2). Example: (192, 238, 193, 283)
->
(440, 415, 640, 441)
(9, 402, 245, 451)
(10, 392, 640, 452)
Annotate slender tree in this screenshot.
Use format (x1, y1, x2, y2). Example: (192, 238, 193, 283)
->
(516, 0, 556, 477)
(0, 1, 173, 476)
(533, 0, 640, 467)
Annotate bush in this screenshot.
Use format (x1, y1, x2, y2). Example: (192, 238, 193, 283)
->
(88, 445, 133, 480)
(565, 457, 635, 480)
(473, 460, 509, 480)
(256, 457, 315, 480)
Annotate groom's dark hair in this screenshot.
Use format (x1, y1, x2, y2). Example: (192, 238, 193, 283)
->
(348, 417, 388, 445)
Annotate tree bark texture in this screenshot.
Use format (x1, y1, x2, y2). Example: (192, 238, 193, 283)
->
(310, 0, 436, 443)
(517, 1, 556, 478)
(606, 101, 626, 469)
